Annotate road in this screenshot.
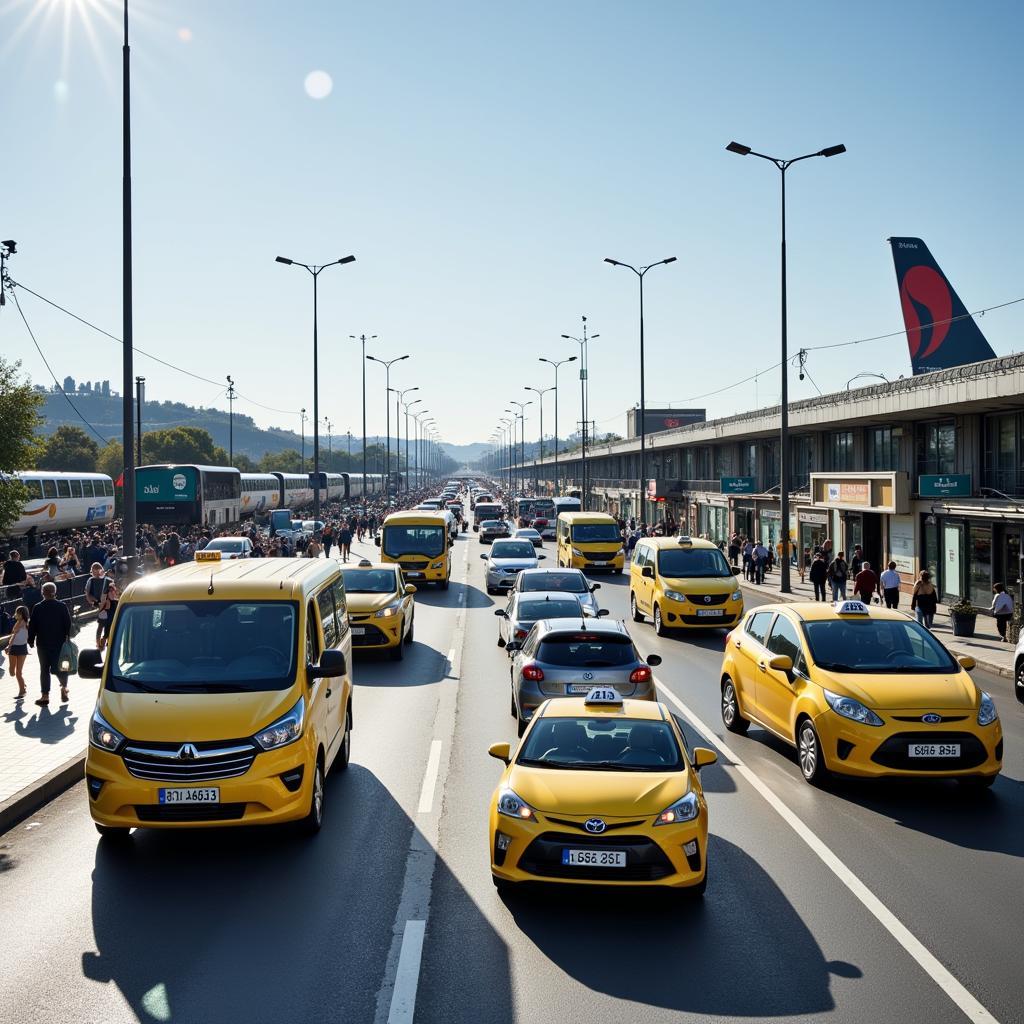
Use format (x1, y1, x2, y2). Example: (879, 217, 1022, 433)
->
(1, 530, 1021, 1024)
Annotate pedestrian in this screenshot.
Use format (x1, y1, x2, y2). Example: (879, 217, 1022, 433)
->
(84, 562, 112, 647)
(742, 539, 754, 581)
(854, 561, 879, 604)
(753, 540, 769, 585)
(850, 544, 864, 577)
(305, 536, 322, 559)
(43, 546, 62, 577)
(910, 570, 938, 628)
(27, 582, 72, 706)
(880, 561, 902, 609)
(827, 553, 849, 601)
(800, 546, 811, 585)
(809, 552, 828, 602)
(989, 583, 1014, 642)
(728, 534, 740, 567)
(61, 544, 82, 577)
(2, 549, 28, 597)
(7, 605, 29, 700)
(339, 523, 353, 563)
(322, 522, 334, 559)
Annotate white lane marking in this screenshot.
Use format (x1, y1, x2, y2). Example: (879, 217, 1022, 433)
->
(386, 919, 426, 1024)
(417, 740, 443, 814)
(655, 681, 1001, 1024)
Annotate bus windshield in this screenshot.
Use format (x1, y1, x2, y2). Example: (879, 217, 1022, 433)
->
(383, 525, 446, 558)
(571, 523, 621, 543)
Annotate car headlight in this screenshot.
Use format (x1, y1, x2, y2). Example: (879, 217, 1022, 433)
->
(375, 602, 402, 618)
(823, 689, 884, 727)
(571, 547, 584, 558)
(254, 696, 305, 751)
(731, 590, 742, 601)
(654, 790, 699, 825)
(90, 709, 124, 752)
(496, 787, 536, 821)
(430, 560, 444, 569)
(977, 691, 998, 726)
(664, 590, 685, 602)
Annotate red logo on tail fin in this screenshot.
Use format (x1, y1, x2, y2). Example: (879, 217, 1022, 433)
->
(900, 266, 952, 359)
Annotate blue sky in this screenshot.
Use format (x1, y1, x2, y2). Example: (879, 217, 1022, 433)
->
(3, 0, 1023, 447)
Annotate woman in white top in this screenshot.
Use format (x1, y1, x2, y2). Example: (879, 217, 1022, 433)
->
(7, 604, 30, 699)
(989, 583, 1014, 641)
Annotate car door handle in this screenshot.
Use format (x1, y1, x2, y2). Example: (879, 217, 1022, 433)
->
(757, 661, 767, 672)
(325, 688, 332, 698)
(734, 641, 742, 649)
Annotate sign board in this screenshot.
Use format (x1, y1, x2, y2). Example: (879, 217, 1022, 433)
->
(721, 476, 756, 495)
(646, 479, 657, 499)
(919, 474, 971, 498)
(137, 467, 195, 502)
(826, 481, 869, 506)
(627, 408, 706, 438)
(759, 509, 782, 520)
(943, 525, 962, 598)
(889, 515, 916, 574)
(798, 511, 829, 525)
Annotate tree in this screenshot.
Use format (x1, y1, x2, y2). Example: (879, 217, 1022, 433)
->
(96, 440, 123, 480)
(39, 425, 99, 471)
(232, 452, 256, 472)
(141, 426, 220, 465)
(259, 449, 303, 473)
(0, 358, 43, 535)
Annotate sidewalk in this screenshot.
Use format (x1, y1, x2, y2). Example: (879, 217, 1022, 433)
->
(737, 572, 1015, 679)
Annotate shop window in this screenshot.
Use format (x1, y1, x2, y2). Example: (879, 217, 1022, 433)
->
(762, 441, 779, 489)
(916, 421, 956, 478)
(743, 443, 757, 479)
(790, 436, 813, 491)
(828, 431, 855, 471)
(983, 412, 1021, 495)
(969, 524, 992, 608)
(867, 427, 900, 471)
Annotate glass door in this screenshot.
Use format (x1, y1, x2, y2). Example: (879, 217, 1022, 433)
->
(942, 523, 963, 602)
(1000, 525, 1022, 608)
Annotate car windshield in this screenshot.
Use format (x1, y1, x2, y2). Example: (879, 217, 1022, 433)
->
(342, 568, 398, 594)
(491, 541, 535, 559)
(803, 618, 959, 673)
(520, 571, 588, 594)
(518, 599, 583, 621)
(107, 601, 298, 693)
(481, 520, 504, 529)
(658, 548, 732, 578)
(383, 524, 445, 558)
(537, 634, 636, 667)
(208, 540, 244, 551)
(519, 717, 682, 771)
(571, 524, 621, 542)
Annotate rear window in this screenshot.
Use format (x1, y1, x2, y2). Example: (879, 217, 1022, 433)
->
(491, 541, 535, 559)
(537, 634, 636, 667)
(520, 571, 588, 594)
(518, 599, 583, 621)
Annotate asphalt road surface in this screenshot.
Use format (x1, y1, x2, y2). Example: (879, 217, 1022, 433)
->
(1, 532, 1021, 1024)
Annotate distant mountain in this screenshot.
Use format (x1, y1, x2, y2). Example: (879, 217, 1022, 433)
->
(439, 441, 493, 465)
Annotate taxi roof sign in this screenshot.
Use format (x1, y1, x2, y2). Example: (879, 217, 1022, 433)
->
(357, 559, 373, 567)
(584, 686, 623, 706)
(195, 549, 222, 562)
(677, 534, 693, 545)
(835, 599, 869, 615)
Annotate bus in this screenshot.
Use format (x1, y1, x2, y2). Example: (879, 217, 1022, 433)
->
(136, 464, 242, 527)
(378, 511, 451, 589)
(3, 471, 115, 538)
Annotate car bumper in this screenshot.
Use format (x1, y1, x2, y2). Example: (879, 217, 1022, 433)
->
(567, 551, 625, 570)
(486, 570, 520, 590)
(85, 739, 317, 829)
(661, 599, 744, 628)
(490, 808, 708, 888)
(351, 614, 404, 649)
(394, 563, 447, 582)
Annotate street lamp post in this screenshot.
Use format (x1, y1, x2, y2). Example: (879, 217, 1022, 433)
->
(561, 317, 599, 509)
(368, 354, 410, 500)
(275, 253, 356, 524)
(604, 256, 677, 527)
(324, 417, 333, 464)
(540, 355, 577, 497)
(524, 385, 552, 493)
(412, 409, 429, 485)
(510, 400, 532, 493)
(121, 0, 137, 563)
(134, 376, 145, 466)
(405, 397, 423, 491)
(226, 375, 236, 466)
(391, 386, 419, 493)
(500, 417, 513, 493)
(349, 335, 377, 506)
(726, 139, 846, 593)
(299, 408, 307, 471)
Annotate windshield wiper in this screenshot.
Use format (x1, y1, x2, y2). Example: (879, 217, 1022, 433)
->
(814, 661, 855, 671)
(109, 675, 160, 693)
(164, 683, 252, 693)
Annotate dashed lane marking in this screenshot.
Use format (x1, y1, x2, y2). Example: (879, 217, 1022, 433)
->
(386, 919, 426, 1024)
(417, 740, 443, 815)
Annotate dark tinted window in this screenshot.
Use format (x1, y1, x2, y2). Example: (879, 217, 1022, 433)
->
(658, 547, 731, 578)
(81, 479, 95, 497)
(517, 599, 584, 621)
(571, 524, 621, 542)
(42, 479, 57, 498)
(491, 541, 535, 559)
(745, 610, 773, 644)
(317, 588, 339, 649)
(519, 717, 682, 771)
(537, 634, 635, 667)
(70, 479, 83, 497)
(26, 479, 43, 499)
(56, 479, 71, 498)
(520, 571, 588, 594)
(382, 525, 445, 558)
(767, 615, 801, 663)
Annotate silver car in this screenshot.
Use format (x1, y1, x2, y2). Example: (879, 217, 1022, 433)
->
(478, 519, 511, 544)
(481, 538, 545, 594)
(495, 590, 603, 647)
(506, 618, 661, 735)
(513, 567, 601, 617)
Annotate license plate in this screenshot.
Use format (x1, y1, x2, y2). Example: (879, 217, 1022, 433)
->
(908, 743, 960, 758)
(351, 627, 366, 635)
(159, 787, 219, 804)
(405, 572, 424, 579)
(696, 609, 724, 617)
(561, 849, 626, 867)
(566, 684, 592, 694)
(591, 560, 608, 566)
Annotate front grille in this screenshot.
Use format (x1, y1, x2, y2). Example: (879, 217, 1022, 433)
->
(546, 817, 646, 833)
(401, 560, 428, 570)
(352, 624, 390, 646)
(518, 831, 674, 881)
(684, 593, 728, 606)
(583, 549, 621, 561)
(135, 803, 247, 823)
(870, 732, 989, 771)
(891, 714, 968, 723)
(122, 739, 258, 782)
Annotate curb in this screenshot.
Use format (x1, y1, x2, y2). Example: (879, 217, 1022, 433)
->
(737, 580, 1013, 680)
(0, 753, 85, 836)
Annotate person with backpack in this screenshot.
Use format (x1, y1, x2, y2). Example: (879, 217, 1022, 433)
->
(827, 553, 849, 601)
(84, 562, 116, 649)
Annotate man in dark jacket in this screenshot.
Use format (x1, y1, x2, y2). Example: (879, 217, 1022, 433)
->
(808, 552, 829, 601)
(28, 582, 73, 705)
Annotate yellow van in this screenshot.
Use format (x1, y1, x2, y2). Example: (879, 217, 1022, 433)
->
(82, 553, 353, 837)
(378, 510, 452, 589)
(555, 511, 625, 572)
(630, 535, 743, 635)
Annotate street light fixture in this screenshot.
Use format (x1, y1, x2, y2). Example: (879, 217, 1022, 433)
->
(561, 317, 599, 508)
(604, 256, 676, 526)
(390, 385, 419, 493)
(540, 355, 576, 497)
(510, 399, 532, 493)
(405, 397, 423, 491)
(275, 253, 356, 523)
(500, 416, 514, 493)
(349, 334, 377, 506)
(726, 139, 846, 593)
(367, 354, 410, 499)
(299, 408, 307, 471)
(524, 385, 553, 493)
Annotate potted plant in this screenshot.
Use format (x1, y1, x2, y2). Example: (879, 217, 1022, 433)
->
(948, 597, 977, 638)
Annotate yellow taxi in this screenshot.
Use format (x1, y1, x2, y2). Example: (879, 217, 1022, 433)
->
(487, 688, 717, 894)
(342, 558, 416, 660)
(378, 510, 452, 589)
(81, 553, 353, 837)
(555, 512, 625, 572)
(719, 600, 1003, 788)
(630, 535, 743, 635)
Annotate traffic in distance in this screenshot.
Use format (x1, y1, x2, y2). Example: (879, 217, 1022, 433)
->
(2, 476, 1019, 1024)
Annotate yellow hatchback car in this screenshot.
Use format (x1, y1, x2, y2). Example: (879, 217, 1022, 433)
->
(630, 535, 744, 635)
(342, 559, 416, 661)
(719, 600, 1002, 788)
(487, 688, 717, 894)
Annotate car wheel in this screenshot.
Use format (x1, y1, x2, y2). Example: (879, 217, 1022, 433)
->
(497, 633, 505, 647)
(439, 576, 449, 591)
(95, 824, 132, 840)
(405, 616, 414, 645)
(300, 758, 325, 834)
(721, 677, 749, 734)
(510, 689, 517, 717)
(797, 719, 829, 786)
(654, 603, 668, 637)
(337, 708, 351, 771)
(390, 638, 404, 661)
(630, 592, 644, 623)
(1016, 658, 1024, 704)
(612, 567, 622, 575)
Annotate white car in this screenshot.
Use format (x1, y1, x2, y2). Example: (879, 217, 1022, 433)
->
(514, 528, 543, 548)
(202, 537, 253, 559)
(1013, 630, 1024, 704)
(481, 538, 545, 594)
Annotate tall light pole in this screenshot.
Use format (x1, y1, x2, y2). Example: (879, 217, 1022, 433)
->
(726, 139, 846, 593)
(323, 417, 333, 464)
(540, 355, 576, 497)
(500, 416, 513, 493)
(422, 417, 435, 481)
(561, 317, 599, 509)
(412, 409, 429, 485)
(275, 253, 356, 524)
(121, 0, 136, 562)
(510, 400, 532, 493)
(349, 335, 377, 506)
(524, 385, 552, 493)
(604, 256, 676, 526)
(405, 397, 423, 491)
(226, 375, 236, 466)
(134, 375, 145, 466)
(299, 408, 307, 471)
(367, 354, 409, 500)
(391, 386, 419, 493)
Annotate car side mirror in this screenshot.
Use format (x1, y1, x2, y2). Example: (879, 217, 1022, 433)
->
(537, 554, 546, 560)
(505, 641, 523, 653)
(646, 653, 662, 667)
(591, 583, 602, 591)
(79, 648, 104, 679)
(488, 742, 511, 765)
(405, 584, 417, 594)
(957, 655, 976, 671)
(494, 609, 507, 617)
(692, 747, 718, 772)
(642, 566, 654, 579)
(480, 553, 488, 560)
(768, 654, 793, 673)
(732, 565, 741, 576)
(310, 648, 347, 679)
(596, 609, 610, 617)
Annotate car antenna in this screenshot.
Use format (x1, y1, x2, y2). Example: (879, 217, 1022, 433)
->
(208, 573, 215, 595)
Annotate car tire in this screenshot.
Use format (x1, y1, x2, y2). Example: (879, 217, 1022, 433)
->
(439, 576, 449, 591)
(300, 758, 325, 835)
(491, 873, 513, 896)
(1016, 657, 1024, 704)
(654, 603, 668, 637)
(510, 689, 517, 717)
(404, 616, 414, 645)
(336, 708, 351, 771)
(95, 824, 132, 840)
(957, 774, 996, 790)
(796, 719, 830, 787)
(390, 639, 404, 661)
(612, 567, 622, 575)
(721, 676, 749, 734)
(630, 592, 644, 623)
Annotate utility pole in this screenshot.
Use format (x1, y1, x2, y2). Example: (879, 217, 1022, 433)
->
(349, 335, 376, 507)
(300, 408, 307, 471)
(121, 0, 137, 564)
(226, 374, 236, 465)
(135, 376, 145, 465)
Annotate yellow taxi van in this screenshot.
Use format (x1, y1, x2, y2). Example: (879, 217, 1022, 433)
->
(630, 535, 743, 635)
(555, 511, 625, 572)
(378, 510, 452, 589)
(82, 552, 353, 837)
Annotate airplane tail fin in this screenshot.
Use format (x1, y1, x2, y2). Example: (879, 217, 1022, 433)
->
(888, 237, 996, 374)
